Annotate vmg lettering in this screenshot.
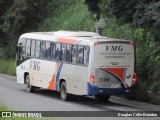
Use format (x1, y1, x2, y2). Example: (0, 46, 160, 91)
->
(30, 60, 40, 71)
(106, 45, 123, 51)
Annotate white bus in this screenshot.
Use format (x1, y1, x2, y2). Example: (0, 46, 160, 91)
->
(16, 31, 137, 101)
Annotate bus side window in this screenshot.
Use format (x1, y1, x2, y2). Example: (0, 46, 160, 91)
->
(77, 46, 84, 64)
(84, 46, 90, 65)
(51, 43, 55, 60)
(66, 44, 72, 62)
(35, 41, 40, 58)
(31, 40, 35, 57)
(55, 43, 61, 60)
(40, 41, 46, 59)
(23, 39, 26, 56)
(72, 45, 77, 64)
(46, 42, 51, 59)
(26, 39, 31, 56)
(61, 44, 66, 61)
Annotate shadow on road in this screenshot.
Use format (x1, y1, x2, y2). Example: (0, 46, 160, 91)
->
(21, 88, 135, 111)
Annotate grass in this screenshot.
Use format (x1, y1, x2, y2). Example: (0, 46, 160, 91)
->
(0, 104, 55, 120)
(0, 104, 19, 120)
(0, 59, 16, 76)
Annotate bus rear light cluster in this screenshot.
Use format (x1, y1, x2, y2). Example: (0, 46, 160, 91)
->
(130, 41, 134, 45)
(94, 42, 99, 45)
(90, 72, 95, 85)
(132, 72, 137, 83)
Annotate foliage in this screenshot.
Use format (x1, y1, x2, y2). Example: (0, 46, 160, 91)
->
(126, 81, 151, 102)
(0, 0, 74, 59)
(85, 0, 160, 45)
(38, 0, 94, 32)
(102, 18, 132, 40)
(126, 81, 160, 105)
(1, 0, 54, 33)
(0, 60, 16, 76)
(150, 81, 160, 93)
(84, 0, 102, 20)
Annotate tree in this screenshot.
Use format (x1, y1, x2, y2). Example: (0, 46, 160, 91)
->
(0, 0, 56, 46)
(85, 0, 160, 46)
(0, 0, 13, 45)
(84, 0, 103, 20)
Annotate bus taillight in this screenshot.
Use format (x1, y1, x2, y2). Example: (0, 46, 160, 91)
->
(94, 42, 99, 45)
(132, 72, 137, 83)
(90, 72, 95, 85)
(130, 41, 134, 45)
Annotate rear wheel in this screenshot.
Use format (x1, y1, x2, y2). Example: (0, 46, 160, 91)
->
(60, 81, 70, 101)
(25, 74, 35, 93)
(94, 95, 111, 101)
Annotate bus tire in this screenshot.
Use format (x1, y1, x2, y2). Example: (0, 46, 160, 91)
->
(25, 74, 35, 93)
(94, 95, 110, 102)
(60, 81, 70, 101)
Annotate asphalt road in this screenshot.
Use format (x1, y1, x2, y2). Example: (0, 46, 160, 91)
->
(0, 74, 160, 120)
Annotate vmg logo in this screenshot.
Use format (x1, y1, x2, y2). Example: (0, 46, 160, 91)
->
(106, 45, 123, 51)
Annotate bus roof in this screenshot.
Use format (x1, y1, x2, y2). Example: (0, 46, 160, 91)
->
(19, 31, 131, 45)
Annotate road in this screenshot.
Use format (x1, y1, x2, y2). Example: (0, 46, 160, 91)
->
(0, 74, 160, 120)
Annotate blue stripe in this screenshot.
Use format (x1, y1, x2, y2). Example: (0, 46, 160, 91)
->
(87, 82, 127, 95)
(55, 63, 63, 91)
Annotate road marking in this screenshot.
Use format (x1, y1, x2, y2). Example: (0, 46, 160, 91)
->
(156, 117, 160, 120)
(44, 99, 71, 106)
(106, 106, 139, 111)
(44, 98, 98, 111)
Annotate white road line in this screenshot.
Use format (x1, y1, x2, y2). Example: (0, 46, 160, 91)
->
(44, 98, 98, 111)
(44, 98, 71, 106)
(106, 106, 139, 111)
(156, 117, 160, 120)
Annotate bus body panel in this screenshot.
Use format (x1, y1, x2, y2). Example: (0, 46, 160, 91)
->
(87, 41, 135, 95)
(60, 64, 88, 95)
(16, 59, 89, 95)
(17, 59, 56, 89)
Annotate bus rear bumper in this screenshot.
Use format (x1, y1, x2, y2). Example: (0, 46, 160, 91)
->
(87, 83, 134, 95)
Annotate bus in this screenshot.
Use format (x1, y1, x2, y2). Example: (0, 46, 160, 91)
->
(16, 31, 137, 101)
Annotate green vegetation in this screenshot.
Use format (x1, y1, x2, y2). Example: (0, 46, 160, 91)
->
(0, 60, 15, 76)
(0, 104, 54, 120)
(38, 0, 94, 32)
(125, 81, 160, 105)
(0, 104, 8, 111)
(0, 0, 160, 105)
(0, 104, 24, 120)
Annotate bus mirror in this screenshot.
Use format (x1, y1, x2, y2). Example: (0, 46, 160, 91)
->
(16, 46, 18, 53)
(19, 47, 23, 53)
